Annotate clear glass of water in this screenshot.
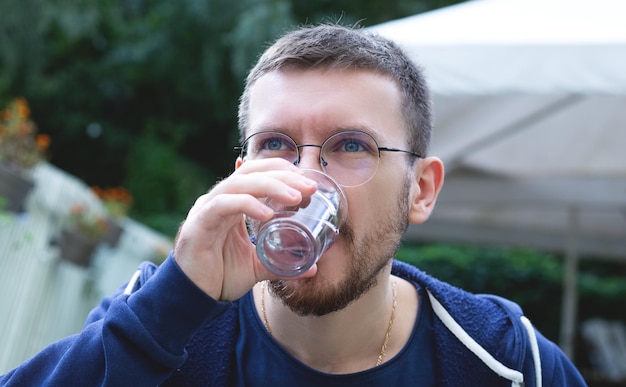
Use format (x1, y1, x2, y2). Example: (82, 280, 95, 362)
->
(252, 169, 347, 277)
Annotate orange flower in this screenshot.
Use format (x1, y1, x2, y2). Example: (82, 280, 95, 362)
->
(0, 97, 48, 169)
(92, 186, 133, 218)
(70, 203, 86, 215)
(18, 122, 34, 136)
(36, 134, 51, 151)
(66, 202, 109, 240)
(15, 98, 30, 119)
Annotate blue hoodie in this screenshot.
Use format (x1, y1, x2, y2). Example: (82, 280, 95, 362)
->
(0, 256, 586, 386)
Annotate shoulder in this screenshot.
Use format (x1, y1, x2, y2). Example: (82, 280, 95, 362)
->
(392, 259, 518, 348)
(392, 259, 586, 386)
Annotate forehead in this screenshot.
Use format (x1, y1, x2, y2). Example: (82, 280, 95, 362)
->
(247, 68, 406, 143)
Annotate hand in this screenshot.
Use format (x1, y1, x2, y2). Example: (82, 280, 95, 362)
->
(173, 158, 318, 301)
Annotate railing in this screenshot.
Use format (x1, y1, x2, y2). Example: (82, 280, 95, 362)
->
(0, 163, 172, 373)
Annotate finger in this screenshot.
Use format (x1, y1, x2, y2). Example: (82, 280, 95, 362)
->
(233, 159, 318, 190)
(234, 157, 302, 174)
(189, 192, 274, 227)
(199, 170, 317, 211)
(232, 173, 316, 204)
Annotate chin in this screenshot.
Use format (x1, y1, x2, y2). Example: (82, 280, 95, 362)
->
(268, 219, 394, 316)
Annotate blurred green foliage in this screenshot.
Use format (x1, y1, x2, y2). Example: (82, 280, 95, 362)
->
(397, 242, 626, 346)
(0, 0, 462, 236)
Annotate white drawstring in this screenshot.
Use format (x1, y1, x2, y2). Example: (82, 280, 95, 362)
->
(521, 316, 542, 387)
(427, 291, 525, 386)
(123, 269, 142, 295)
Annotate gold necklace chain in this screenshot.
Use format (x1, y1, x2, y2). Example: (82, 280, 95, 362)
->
(260, 281, 273, 336)
(260, 280, 397, 367)
(376, 280, 397, 366)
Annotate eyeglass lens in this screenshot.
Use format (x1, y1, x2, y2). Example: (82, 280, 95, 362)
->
(243, 131, 381, 187)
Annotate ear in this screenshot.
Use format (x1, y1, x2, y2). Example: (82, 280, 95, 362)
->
(235, 157, 244, 170)
(408, 157, 445, 224)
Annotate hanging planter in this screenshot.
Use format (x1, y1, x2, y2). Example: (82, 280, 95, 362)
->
(0, 98, 50, 213)
(0, 162, 35, 213)
(91, 186, 133, 248)
(57, 227, 101, 267)
(57, 204, 109, 267)
(103, 217, 125, 247)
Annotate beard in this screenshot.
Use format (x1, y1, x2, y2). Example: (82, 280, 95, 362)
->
(268, 178, 411, 317)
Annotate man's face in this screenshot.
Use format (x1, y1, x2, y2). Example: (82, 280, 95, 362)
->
(247, 68, 413, 316)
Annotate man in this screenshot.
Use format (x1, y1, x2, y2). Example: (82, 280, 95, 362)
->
(1, 24, 585, 386)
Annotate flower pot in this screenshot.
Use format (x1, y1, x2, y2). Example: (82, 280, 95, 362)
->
(0, 162, 35, 213)
(58, 228, 101, 267)
(103, 218, 124, 247)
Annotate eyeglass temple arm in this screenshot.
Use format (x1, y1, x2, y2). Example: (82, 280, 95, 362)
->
(378, 147, 423, 159)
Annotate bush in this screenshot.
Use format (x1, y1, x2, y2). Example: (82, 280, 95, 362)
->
(124, 133, 215, 237)
(396, 242, 626, 348)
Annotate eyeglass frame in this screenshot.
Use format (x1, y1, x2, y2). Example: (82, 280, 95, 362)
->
(234, 130, 423, 186)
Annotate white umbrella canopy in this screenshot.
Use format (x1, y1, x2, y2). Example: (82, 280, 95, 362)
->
(369, 0, 626, 95)
(368, 0, 626, 360)
(366, 0, 626, 258)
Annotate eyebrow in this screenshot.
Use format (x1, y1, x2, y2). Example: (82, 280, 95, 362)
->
(247, 124, 380, 142)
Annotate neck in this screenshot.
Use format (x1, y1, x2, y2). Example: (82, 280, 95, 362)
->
(255, 274, 415, 374)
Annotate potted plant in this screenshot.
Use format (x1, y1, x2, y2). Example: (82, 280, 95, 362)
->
(91, 186, 133, 247)
(0, 98, 50, 213)
(57, 203, 109, 267)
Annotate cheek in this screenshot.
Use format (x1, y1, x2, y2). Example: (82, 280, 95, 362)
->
(343, 178, 402, 229)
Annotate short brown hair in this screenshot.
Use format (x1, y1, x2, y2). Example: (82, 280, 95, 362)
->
(238, 23, 432, 157)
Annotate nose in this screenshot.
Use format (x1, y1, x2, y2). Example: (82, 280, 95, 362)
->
(296, 145, 323, 171)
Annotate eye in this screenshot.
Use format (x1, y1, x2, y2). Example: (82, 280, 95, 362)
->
(327, 132, 376, 155)
(248, 133, 297, 159)
(341, 139, 364, 152)
(264, 137, 287, 151)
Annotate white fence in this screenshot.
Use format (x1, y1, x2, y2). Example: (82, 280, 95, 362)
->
(0, 163, 172, 373)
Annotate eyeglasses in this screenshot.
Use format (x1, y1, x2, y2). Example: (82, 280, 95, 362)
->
(234, 130, 422, 187)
